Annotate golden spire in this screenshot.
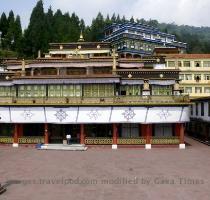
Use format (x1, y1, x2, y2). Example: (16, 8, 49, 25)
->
(78, 30, 85, 42)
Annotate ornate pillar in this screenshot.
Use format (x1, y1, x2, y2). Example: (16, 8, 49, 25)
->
(112, 123, 118, 149)
(145, 124, 152, 149)
(44, 123, 49, 144)
(80, 124, 85, 144)
(13, 124, 19, 147)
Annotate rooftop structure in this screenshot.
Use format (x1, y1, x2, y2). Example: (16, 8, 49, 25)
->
(103, 22, 187, 57)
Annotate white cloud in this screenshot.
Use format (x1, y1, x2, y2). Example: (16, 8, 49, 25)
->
(1, 0, 210, 28)
(49, 0, 133, 24)
(48, 0, 210, 27)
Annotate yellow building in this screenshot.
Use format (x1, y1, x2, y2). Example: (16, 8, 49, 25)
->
(165, 54, 210, 99)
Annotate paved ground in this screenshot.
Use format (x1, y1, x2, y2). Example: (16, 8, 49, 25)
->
(1, 137, 210, 200)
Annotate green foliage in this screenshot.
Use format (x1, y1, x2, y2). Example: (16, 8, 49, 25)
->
(89, 12, 106, 41)
(23, 0, 48, 57)
(0, 49, 17, 58)
(158, 23, 210, 53)
(4, 10, 15, 50)
(0, 12, 8, 38)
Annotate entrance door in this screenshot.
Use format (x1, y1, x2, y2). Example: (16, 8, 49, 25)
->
(49, 124, 80, 144)
(63, 124, 80, 144)
(49, 124, 64, 143)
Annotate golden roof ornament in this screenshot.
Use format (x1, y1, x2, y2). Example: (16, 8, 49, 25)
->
(78, 31, 85, 42)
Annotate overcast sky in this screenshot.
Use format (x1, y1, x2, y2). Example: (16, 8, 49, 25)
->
(1, 0, 210, 29)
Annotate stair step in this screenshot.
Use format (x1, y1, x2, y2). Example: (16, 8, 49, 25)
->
(37, 144, 87, 151)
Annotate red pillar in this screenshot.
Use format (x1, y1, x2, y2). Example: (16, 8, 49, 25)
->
(179, 123, 185, 144)
(141, 124, 146, 137)
(145, 124, 152, 144)
(176, 123, 185, 149)
(18, 124, 23, 137)
(80, 124, 85, 144)
(44, 123, 49, 144)
(175, 123, 180, 137)
(145, 124, 152, 149)
(13, 123, 19, 147)
(175, 123, 185, 143)
(112, 123, 118, 149)
(175, 123, 185, 149)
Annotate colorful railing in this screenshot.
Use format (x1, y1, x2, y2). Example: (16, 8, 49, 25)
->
(0, 136, 13, 143)
(117, 138, 146, 145)
(0, 136, 180, 145)
(85, 137, 113, 145)
(151, 136, 180, 145)
(85, 137, 179, 145)
(18, 137, 44, 144)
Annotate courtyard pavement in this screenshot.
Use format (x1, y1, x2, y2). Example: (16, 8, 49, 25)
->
(0, 137, 210, 200)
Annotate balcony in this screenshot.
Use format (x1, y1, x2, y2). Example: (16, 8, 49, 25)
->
(0, 95, 190, 106)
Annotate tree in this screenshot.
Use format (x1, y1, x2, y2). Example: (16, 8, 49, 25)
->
(130, 16, 135, 23)
(45, 6, 54, 44)
(89, 12, 105, 41)
(52, 9, 64, 42)
(7, 10, 15, 25)
(0, 12, 8, 38)
(116, 14, 121, 23)
(80, 19, 85, 32)
(111, 13, 116, 23)
(121, 15, 126, 23)
(69, 12, 81, 42)
(4, 11, 15, 50)
(13, 15, 23, 53)
(105, 14, 111, 25)
(24, 0, 48, 57)
(148, 19, 158, 27)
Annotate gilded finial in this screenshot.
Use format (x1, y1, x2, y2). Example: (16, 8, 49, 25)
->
(78, 30, 84, 42)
